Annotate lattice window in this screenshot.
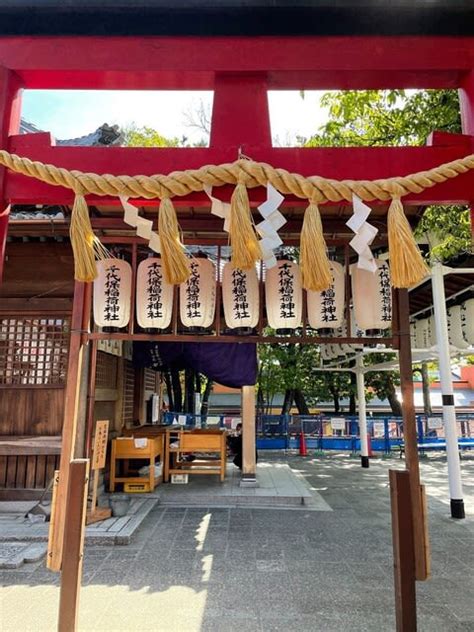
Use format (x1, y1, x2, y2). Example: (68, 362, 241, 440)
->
(95, 351, 118, 389)
(122, 360, 135, 425)
(0, 317, 70, 386)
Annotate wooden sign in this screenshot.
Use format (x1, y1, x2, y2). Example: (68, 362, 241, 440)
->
(91, 420, 109, 470)
(87, 420, 111, 525)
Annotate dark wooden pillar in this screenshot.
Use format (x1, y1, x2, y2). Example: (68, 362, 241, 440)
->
(396, 288, 429, 581)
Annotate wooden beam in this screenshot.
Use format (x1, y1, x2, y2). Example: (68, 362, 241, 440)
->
(58, 458, 89, 632)
(0, 37, 473, 83)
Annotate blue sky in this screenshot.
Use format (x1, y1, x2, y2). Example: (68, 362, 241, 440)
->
(21, 90, 328, 145)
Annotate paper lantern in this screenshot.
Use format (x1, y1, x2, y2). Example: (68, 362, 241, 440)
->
(265, 260, 302, 331)
(415, 317, 435, 349)
(351, 261, 392, 331)
(222, 263, 259, 330)
(307, 261, 345, 330)
(179, 257, 216, 329)
(460, 299, 474, 345)
(447, 305, 469, 349)
(93, 258, 132, 329)
(136, 258, 173, 330)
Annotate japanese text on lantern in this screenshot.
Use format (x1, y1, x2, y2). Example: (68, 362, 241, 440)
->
(232, 270, 250, 320)
(186, 261, 202, 319)
(104, 264, 121, 322)
(379, 264, 392, 322)
(278, 263, 295, 319)
(146, 262, 163, 319)
(320, 281, 337, 323)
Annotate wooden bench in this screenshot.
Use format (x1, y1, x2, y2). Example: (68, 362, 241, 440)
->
(0, 435, 61, 498)
(165, 429, 227, 483)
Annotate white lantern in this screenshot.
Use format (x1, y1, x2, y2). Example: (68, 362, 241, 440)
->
(265, 260, 302, 331)
(136, 258, 173, 330)
(180, 257, 216, 329)
(447, 305, 469, 350)
(307, 261, 345, 330)
(93, 258, 132, 329)
(460, 299, 474, 345)
(351, 261, 392, 331)
(415, 317, 435, 350)
(222, 263, 259, 330)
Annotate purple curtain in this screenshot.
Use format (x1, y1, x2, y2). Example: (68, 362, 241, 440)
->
(133, 342, 257, 387)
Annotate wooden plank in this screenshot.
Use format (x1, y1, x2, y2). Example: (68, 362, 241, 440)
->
(389, 469, 417, 632)
(5, 456, 17, 488)
(0, 455, 7, 487)
(15, 455, 27, 488)
(25, 455, 36, 489)
(35, 455, 46, 488)
(58, 459, 89, 632)
(0, 436, 62, 456)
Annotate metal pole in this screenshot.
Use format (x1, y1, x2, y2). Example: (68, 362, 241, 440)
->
(356, 358, 369, 468)
(431, 263, 465, 519)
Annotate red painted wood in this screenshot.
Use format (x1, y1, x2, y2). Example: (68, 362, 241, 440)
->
(6, 137, 474, 206)
(210, 74, 271, 151)
(0, 37, 473, 90)
(0, 67, 22, 281)
(459, 73, 474, 234)
(460, 72, 474, 137)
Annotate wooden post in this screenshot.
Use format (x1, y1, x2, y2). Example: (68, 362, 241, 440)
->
(396, 289, 429, 581)
(390, 469, 417, 632)
(49, 281, 87, 571)
(241, 385, 257, 485)
(58, 459, 89, 632)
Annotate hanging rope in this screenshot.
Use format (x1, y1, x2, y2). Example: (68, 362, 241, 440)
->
(0, 149, 473, 203)
(1, 148, 472, 287)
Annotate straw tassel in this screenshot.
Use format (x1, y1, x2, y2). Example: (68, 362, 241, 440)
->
(158, 196, 190, 285)
(387, 196, 429, 288)
(69, 192, 108, 282)
(300, 199, 332, 291)
(229, 181, 261, 270)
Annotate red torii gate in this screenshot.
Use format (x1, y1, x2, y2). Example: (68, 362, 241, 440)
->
(1, 32, 474, 632)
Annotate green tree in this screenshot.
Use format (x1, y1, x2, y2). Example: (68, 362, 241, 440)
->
(304, 88, 470, 262)
(123, 124, 182, 147)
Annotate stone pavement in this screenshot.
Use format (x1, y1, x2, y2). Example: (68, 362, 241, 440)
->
(1, 453, 473, 631)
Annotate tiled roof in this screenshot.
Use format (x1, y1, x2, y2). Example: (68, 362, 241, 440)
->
(19, 119, 124, 147)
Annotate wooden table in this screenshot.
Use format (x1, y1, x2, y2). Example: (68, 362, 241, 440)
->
(163, 428, 227, 483)
(110, 434, 163, 492)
